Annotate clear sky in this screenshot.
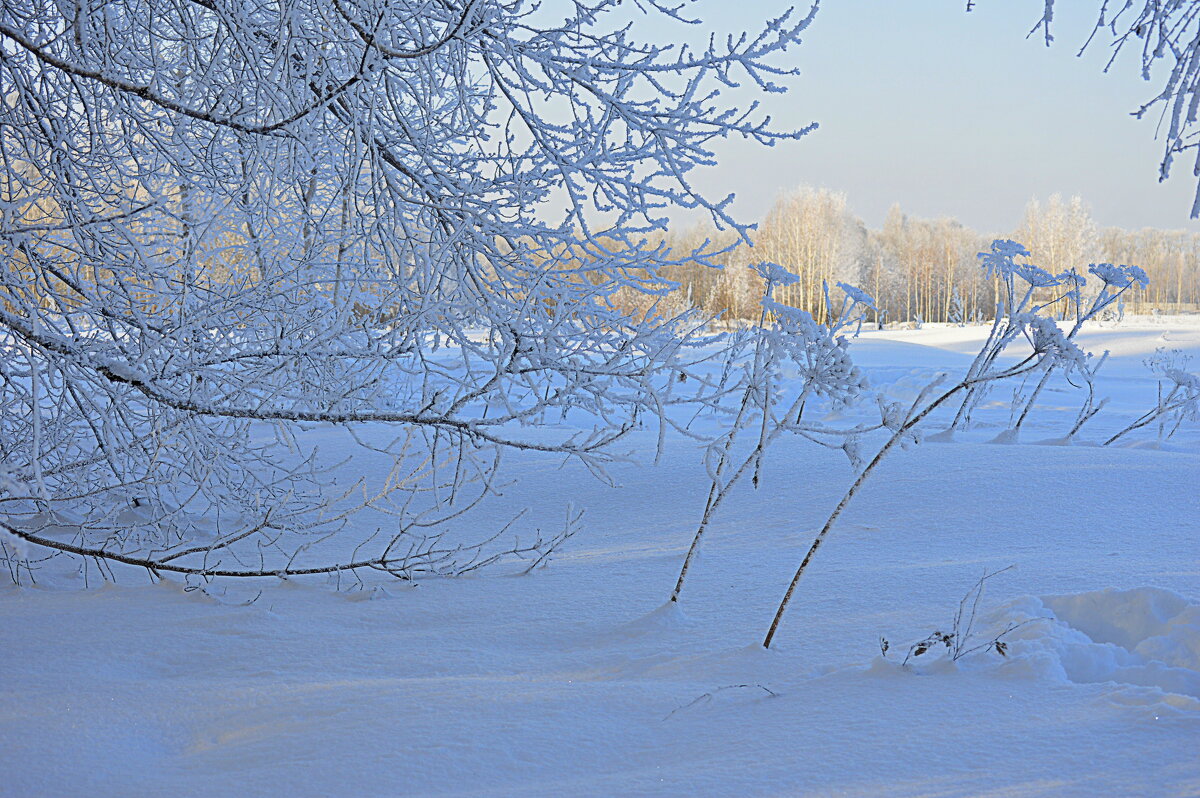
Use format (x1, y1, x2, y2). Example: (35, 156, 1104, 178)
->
(671, 0, 1200, 234)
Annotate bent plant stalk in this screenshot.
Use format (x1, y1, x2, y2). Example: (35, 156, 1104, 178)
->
(762, 356, 1041, 649)
(1010, 282, 1139, 436)
(671, 274, 874, 604)
(1103, 383, 1197, 445)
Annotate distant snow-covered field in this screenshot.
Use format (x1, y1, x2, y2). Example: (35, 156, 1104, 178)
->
(2, 317, 1198, 796)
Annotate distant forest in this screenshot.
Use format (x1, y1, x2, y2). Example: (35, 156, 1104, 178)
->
(621, 190, 1200, 325)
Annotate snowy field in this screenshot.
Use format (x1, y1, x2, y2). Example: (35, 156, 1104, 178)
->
(3, 317, 1198, 796)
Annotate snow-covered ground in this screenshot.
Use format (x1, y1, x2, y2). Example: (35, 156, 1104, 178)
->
(3, 318, 1198, 796)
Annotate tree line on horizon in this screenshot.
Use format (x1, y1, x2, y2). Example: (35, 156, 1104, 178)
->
(620, 189, 1200, 325)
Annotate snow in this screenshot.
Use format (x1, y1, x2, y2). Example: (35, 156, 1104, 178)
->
(2, 318, 1199, 796)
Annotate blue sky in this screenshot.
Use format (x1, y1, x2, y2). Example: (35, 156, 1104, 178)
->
(672, 0, 1199, 233)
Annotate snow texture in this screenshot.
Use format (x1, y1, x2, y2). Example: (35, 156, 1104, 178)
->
(2, 319, 1198, 796)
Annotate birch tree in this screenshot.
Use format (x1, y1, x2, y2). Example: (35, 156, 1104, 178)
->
(1015, 195, 1100, 318)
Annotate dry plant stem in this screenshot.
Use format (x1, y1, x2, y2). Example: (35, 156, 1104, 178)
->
(761, 359, 1038, 649)
(671, 295, 774, 603)
(671, 276, 872, 604)
(1063, 352, 1108, 441)
(671, 404, 770, 602)
(947, 307, 1005, 431)
(670, 422, 793, 602)
(1011, 294, 1125, 433)
(1103, 386, 1190, 445)
(663, 684, 778, 721)
(761, 410, 952, 646)
(670, 482, 720, 602)
(1012, 365, 1055, 432)
(1066, 396, 1106, 440)
(950, 565, 1013, 657)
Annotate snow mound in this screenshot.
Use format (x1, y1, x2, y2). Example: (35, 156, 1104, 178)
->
(589, 601, 696, 646)
(1043, 587, 1200, 668)
(987, 588, 1200, 712)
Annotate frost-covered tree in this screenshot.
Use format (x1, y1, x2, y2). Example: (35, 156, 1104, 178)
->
(753, 188, 868, 324)
(1015, 195, 1100, 317)
(873, 206, 988, 324)
(0, 0, 816, 582)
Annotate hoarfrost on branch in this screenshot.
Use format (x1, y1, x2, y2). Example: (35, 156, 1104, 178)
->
(0, 0, 816, 580)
